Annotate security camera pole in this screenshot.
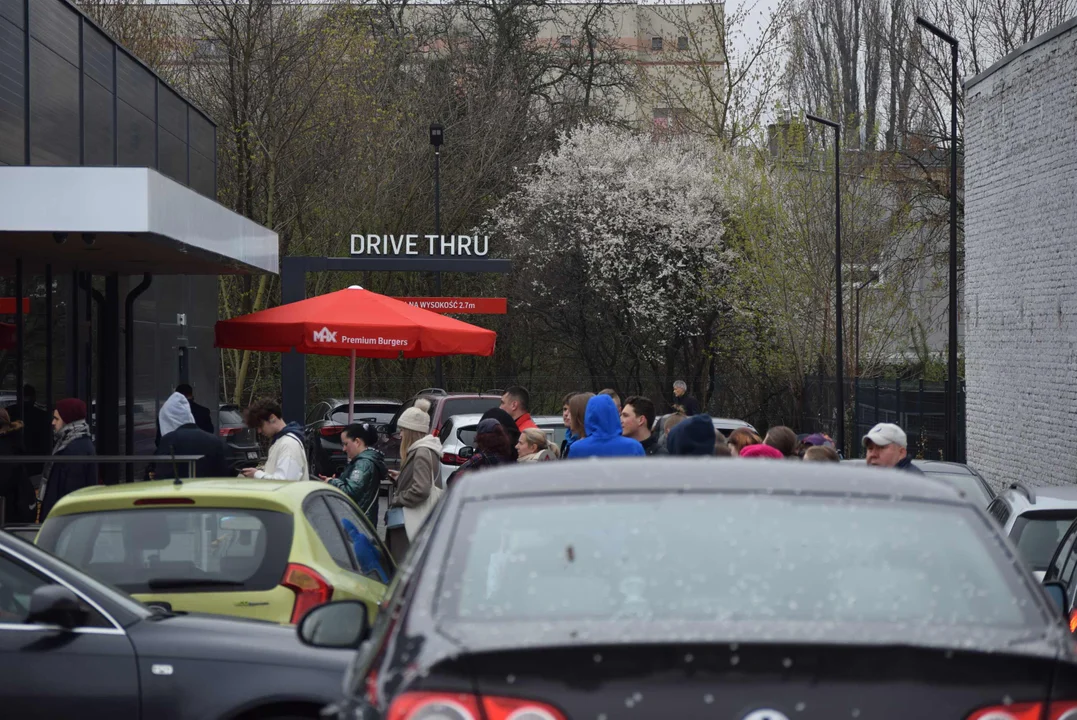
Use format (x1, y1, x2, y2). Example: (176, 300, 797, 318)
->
(430, 121, 445, 389)
(915, 16, 960, 461)
(807, 113, 844, 456)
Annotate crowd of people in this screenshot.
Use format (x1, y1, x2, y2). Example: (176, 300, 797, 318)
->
(0, 378, 923, 542)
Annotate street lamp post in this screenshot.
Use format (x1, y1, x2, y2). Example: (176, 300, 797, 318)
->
(430, 121, 445, 390)
(853, 270, 880, 457)
(915, 15, 960, 462)
(807, 113, 844, 456)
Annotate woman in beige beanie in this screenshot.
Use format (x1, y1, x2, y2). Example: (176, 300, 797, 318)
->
(386, 398, 443, 562)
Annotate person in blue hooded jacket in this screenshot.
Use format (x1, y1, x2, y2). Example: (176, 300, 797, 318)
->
(566, 394, 645, 459)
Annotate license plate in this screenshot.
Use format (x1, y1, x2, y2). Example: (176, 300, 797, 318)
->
(247, 451, 259, 460)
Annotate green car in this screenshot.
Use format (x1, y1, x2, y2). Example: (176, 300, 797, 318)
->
(36, 478, 393, 625)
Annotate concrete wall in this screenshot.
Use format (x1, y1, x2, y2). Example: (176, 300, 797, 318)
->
(965, 18, 1077, 487)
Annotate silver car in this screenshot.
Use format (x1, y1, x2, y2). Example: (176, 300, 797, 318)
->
(986, 482, 1077, 581)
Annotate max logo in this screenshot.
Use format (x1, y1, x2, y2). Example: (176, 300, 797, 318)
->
(312, 327, 338, 343)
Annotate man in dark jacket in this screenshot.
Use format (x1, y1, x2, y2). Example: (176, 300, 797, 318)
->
(863, 423, 922, 474)
(156, 384, 214, 447)
(0, 408, 35, 523)
(39, 398, 97, 521)
(8, 384, 51, 477)
(621, 396, 665, 456)
(176, 384, 214, 435)
(155, 423, 231, 479)
(672, 380, 700, 416)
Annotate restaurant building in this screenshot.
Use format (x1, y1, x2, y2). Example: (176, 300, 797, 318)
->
(0, 0, 277, 480)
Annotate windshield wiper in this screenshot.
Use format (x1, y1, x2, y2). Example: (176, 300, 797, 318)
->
(146, 578, 246, 590)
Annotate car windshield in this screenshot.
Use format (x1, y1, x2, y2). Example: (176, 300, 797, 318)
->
(331, 404, 399, 426)
(1010, 511, 1077, 571)
(442, 398, 501, 419)
(458, 424, 566, 448)
(37, 508, 293, 595)
(443, 494, 1036, 629)
(219, 408, 244, 425)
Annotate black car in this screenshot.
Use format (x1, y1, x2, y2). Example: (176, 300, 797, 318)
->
(305, 398, 402, 477)
(218, 403, 265, 472)
(844, 459, 995, 507)
(0, 529, 351, 719)
(302, 459, 1077, 720)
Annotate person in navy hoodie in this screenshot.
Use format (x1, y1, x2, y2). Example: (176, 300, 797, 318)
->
(566, 394, 645, 459)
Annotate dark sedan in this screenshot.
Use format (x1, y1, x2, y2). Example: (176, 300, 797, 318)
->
(0, 530, 351, 719)
(218, 403, 265, 473)
(844, 458, 995, 507)
(305, 398, 401, 477)
(302, 459, 1077, 720)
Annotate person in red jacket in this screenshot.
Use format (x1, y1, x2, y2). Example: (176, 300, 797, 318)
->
(499, 385, 537, 432)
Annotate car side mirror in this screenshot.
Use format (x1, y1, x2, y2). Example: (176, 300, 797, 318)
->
(375, 424, 389, 434)
(26, 585, 87, 629)
(297, 600, 370, 649)
(458, 446, 475, 460)
(1043, 580, 1068, 616)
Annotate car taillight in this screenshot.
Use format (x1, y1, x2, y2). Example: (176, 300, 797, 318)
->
(1069, 608, 1077, 633)
(219, 427, 242, 437)
(968, 702, 1077, 720)
(441, 452, 467, 466)
(388, 692, 565, 720)
(320, 425, 345, 437)
(281, 563, 332, 624)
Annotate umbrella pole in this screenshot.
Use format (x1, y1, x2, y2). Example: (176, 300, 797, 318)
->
(348, 349, 356, 425)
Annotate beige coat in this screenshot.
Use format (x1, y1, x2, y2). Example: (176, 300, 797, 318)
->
(391, 435, 443, 508)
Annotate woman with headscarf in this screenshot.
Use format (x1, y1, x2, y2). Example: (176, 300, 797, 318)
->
(38, 399, 96, 521)
(448, 418, 515, 487)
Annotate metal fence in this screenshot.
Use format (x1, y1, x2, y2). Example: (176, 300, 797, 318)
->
(801, 376, 966, 461)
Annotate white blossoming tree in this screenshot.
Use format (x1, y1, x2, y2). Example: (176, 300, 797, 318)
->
(482, 123, 740, 390)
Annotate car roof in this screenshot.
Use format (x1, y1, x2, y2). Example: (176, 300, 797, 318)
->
(325, 397, 401, 407)
(844, 459, 977, 474)
(454, 458, 964, 503)
(46, 478, 332, 516)
(998, 482, 1077, 511)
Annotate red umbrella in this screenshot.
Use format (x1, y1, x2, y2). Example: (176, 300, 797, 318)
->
(215, 286, 497, 421)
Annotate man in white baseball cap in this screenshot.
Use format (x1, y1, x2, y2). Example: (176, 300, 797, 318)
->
(863, 423, 922, 473)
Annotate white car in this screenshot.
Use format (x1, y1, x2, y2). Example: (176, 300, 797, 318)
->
(437, 413, 566, 485)
(653, 413, 756, 437)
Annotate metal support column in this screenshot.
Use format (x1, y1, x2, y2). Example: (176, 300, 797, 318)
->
(45, 265, 52, 411)
(281, 259, 307, 424)
(124, 274, 152, 482)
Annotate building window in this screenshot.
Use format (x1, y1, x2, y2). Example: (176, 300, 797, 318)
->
(653, 108, 688, 134)
(651, 36, 663, 51)
(677, 35, 689, 51)
(559, 35, 572, 48)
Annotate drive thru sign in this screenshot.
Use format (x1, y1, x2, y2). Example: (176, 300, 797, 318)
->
(394, 297, 507, 314)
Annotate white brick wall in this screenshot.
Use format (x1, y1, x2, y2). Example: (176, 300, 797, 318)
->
(966, 21, 1077, 488)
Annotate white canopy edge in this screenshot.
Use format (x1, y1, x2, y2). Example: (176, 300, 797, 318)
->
(0, 166, 278, 275)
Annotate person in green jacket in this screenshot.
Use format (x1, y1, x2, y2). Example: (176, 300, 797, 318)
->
(321, 422, 386, 526)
